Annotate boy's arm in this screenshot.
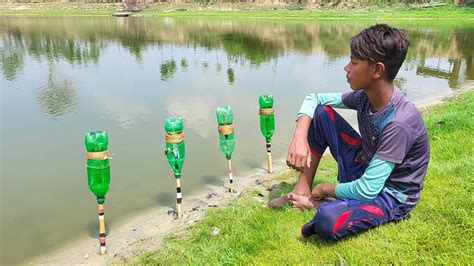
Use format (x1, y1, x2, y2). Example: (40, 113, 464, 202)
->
(312, 156, 395, 201)
(287, 115, 312, 169)
(297, 93, 347, 119)
(288, 93, 347, 169)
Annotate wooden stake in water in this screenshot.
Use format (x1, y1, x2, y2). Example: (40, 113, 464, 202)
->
(98, 204, 107, 254)
(85, 131, 111, 255)
(266, 141, 273, 174)
(227, 158, 234, 192)
(175, 177, 183, 219)
(216, 106, 236, 193)
(164, 117, 186, 220)
(259, 95, 275, 174)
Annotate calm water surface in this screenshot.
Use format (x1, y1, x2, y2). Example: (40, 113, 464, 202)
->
(1, 16, 473, 264)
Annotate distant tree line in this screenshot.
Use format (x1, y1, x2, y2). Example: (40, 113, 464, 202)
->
(2, 0, 472, 6)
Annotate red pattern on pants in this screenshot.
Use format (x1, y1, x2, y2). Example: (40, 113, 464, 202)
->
(303, 106, 410, 240)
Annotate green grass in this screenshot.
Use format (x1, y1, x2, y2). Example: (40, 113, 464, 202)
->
(0, 3, 117, 16)
(134, 89, 474, 264)
(1, 3, 473, 19)
(0, 9, 115, 16)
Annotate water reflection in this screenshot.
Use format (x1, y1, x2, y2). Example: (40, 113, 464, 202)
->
(180, 58, 189, 69)
(455, 29, 474, 81)
(160, 59, 177, 81)
(1, 29, 25, 81)
(417, 58, 464, 88)
(26, 33, 102, 66)
(100, 92, 152, 129)
(36, 61, 77, 117)
(221, 31, 280, 65)
(1, 17, 473, 90)
(227, 67, 235, 85)
(166, 98, 213, 139)
(394, 77, 408, 95)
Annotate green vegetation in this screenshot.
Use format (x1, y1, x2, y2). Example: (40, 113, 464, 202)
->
(0, 9, 115, 16)
(135, 90, 474, 264)
(3, 15, 473, 82)
(1, 3, 473, 19)
(0, 3, 117, 16)
(141, 4, 474, 19)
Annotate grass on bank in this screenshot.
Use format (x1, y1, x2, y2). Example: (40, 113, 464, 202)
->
(0, 3, 118, 16)
(0, 3, 473, 19)
(135, 90, 474, 264)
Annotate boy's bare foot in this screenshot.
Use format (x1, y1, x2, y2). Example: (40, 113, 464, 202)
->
(267, 193, 321, 209)
(289, 194, 322, 210)
(267, 188, 311, 208)
(267, 195, 290, 208)
(267, 181, 312, 208)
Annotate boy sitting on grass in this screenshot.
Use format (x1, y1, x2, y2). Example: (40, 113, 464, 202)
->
(268, 24, 430, 241)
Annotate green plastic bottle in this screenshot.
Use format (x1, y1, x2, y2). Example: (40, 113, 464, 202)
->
(259, 95, 275, 142)
(216, 106, 235, 160)
(85, 131, 110, 204)
(165, 117, 185, 179)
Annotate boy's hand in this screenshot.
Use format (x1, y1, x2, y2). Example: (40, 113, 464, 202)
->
(311, 183, 336, 200)
(286, 115, 312, 170)
(286, 134, 311, 170)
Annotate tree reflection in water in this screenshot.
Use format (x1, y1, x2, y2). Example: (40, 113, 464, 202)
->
(1, 30, 25, 81)
(227, 67, 235, 85)
(180, 58, 189, 69)
(36, 60, 77, 118)
(2, 17, 473, 89)
(160, 59, 177, 81)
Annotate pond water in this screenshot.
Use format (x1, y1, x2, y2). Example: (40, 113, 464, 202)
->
(1, 16, 473, 264)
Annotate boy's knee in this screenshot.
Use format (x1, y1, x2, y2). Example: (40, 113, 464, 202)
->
(313, 105, 336, 123)
(313, 105, 327, 119)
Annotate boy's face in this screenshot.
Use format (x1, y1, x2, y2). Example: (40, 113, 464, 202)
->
(344, 56, 376, 90)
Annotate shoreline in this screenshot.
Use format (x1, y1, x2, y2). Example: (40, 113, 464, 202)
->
(1, 3, 473, 19)
(2, 14, 473, 21)
(32, 159, 292, 264)
(32, 82, 474, 265)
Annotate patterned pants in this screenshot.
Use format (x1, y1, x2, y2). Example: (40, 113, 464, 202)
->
(304, 105, 411, 240)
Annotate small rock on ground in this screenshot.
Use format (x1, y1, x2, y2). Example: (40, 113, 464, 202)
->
(211, 226, 220, 236)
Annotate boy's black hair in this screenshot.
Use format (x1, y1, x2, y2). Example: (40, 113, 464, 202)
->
(350, 24, 410, 81)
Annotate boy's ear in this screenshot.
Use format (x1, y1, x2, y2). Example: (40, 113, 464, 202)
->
(373, 62, 386, 79)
